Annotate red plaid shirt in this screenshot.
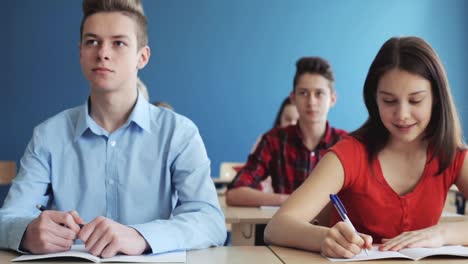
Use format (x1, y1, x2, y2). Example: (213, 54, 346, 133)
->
(228, 122, 347, 194)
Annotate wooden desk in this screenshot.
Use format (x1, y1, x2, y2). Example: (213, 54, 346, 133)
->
(269, 245, 468, 264)
(0, 246, 282, 264)
(223, 206, 277, 224)
(439, 213, 468, 223)
(218, 194, 277, 246)
(222, 205, 277, 246)
(188, 246, 281, 263)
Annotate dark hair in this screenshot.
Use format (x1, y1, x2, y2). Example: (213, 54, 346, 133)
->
(351, 36, 464, 174)
(80, 0, 148, 50)
(293, 57, 335, 92)
(272, 97, 293, 128)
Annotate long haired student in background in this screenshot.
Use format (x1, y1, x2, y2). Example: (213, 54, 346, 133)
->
(265, 36, 468, 258)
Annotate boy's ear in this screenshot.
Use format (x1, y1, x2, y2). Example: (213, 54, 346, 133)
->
(330, 91, 337, 107)
(137, 46, 151, 70)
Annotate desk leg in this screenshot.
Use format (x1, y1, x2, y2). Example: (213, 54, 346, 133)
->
(231, 223, 256, 246)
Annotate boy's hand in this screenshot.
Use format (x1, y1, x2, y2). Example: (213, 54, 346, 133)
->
(321, 221, 372, 258)
(21, 210, 83, 254)
(78, 216, 150, 258)
(379, 224, 445, 251)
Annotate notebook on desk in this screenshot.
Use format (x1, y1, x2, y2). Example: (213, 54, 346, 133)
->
(328, 245, 468, 261)
(12, 244, 186, 263)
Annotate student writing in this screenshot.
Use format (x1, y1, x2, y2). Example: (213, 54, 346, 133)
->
(265, 36, 468, 258)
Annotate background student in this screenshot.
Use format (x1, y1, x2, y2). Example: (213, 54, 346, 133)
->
(0, 0, 225, 257)
(249, 97, 299, 193)
(273, 97, 300, 128)
(265, 36, 468, 258)
(250, 97, 299, 153)
(226, 57, 346, 207)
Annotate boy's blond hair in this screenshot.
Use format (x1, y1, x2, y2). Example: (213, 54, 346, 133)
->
(80, 0, 148, 50)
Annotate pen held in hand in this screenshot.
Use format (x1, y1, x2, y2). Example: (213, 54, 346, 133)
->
(329, 194, 369, 255)
(36, 204, 84, 228)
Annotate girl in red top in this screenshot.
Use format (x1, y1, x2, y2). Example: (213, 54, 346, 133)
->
(264, 36, 468, 258)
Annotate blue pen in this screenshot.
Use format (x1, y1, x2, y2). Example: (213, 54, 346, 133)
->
(330, 194, 369, 255)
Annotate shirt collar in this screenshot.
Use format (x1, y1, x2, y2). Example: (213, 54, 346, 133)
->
(320, 121, 333, 146)
(74, 91, 152, 141)
(294, 121, 332, 149)
(127, 90, 152, 133)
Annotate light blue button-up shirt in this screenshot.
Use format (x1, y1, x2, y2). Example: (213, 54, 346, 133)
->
(0, 93, 226, 253)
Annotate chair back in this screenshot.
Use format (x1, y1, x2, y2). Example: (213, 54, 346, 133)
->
(0, 161, 16, 184)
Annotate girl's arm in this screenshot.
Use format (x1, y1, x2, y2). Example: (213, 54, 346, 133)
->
(264, 152, 371, 257)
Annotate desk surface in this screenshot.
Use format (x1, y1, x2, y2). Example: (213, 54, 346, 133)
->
(0, 246, 282, 264)
(269, 245, 468, 264)
(220, 199, 466, 225)
(188, 246, 281, 264)
(222, 206, 277, 224)
(219, 195, 278, 224)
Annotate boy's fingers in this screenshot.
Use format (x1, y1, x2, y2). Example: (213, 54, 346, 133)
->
(79, 222, 96, 242)
(48, 223, 78, 240)
(42, 241, 72, 254)
(79, 216, 105, 243)
(46, 233, 75, 249)
(61, 213, 81, 233)
(68, 210, 85, 225)
(43, 211, 80, 234)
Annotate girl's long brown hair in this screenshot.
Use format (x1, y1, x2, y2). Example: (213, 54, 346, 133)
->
(351, 36, 464, 174)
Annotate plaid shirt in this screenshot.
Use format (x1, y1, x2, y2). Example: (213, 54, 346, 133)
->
(228, 122, 347, 194)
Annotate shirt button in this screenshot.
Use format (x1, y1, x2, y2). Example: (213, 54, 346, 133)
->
(110, 141, 116, 147)
(109, 179, 114, 185)
(310, 152, 315, 157)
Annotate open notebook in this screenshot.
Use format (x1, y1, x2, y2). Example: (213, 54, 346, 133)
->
(328, 245, 468, 261)
(12, 245, 186, 263)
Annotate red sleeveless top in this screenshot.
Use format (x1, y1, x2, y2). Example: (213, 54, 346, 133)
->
(329, 136, 466, 243)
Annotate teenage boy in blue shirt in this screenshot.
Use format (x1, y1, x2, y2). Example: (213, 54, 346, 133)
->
(0, 0, 226, 257)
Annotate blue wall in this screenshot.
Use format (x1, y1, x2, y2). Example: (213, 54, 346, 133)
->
(2, 0, 468, 181)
